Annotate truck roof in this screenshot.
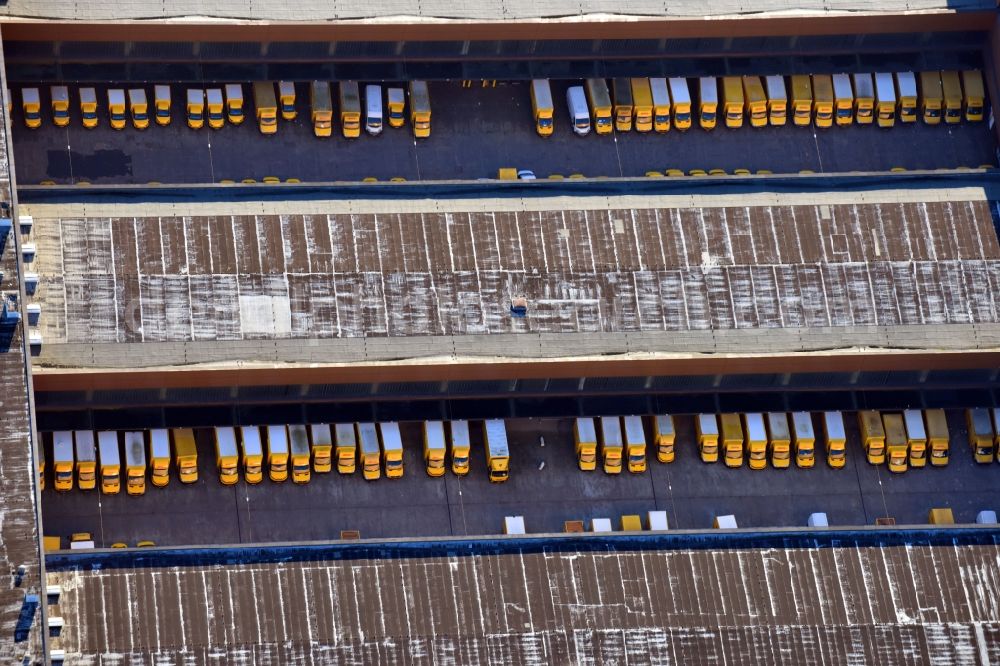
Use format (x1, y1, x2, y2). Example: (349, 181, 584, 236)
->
(288, 425, 310, 456)
(224, 83, 243, 100)
(424, 421, 446, 450)
(611, 78, 633, 106)
(334, 423, 356, 448)
(79, 87, 97, 104)
(278, 81, 295, 97)
(124, 432, 146, 467)
(832, 74, 853, 100)
(107, 88, 126, 105)
(340, 81, 361, 110)
(365, 85, 382, 115)
(621, 416, 646, 445)
(73, 430, 96, 462)
(961, 70, 985, 98)
(743, 413, 767, 442)
(449, 420, 470, 447)
(483, 419, 509, 457)
(852, 73, 875, 99)
(53, 431, 74, 461)
(654, 415, 674, 437)
(970, 408, 993, 436)
(149, 429, 170, 458)
(97, 431, 120, 465)
(765, 412, 790, 441)
(531, 79, 553, 109)
(127, 88, 147, 105)
(265, 425, 289, 454)
(153, 84, 170, 100)
(894, 71, 917, 98)
(574, 417, 597, 443)
(584, 78, 611, 108)
(240, 426, 263, 456)
(310, 424, 332, 448)
(566, 85, 587, 116)
(882, 414, 906, 445)
(649, 78, 670, 106)
(252, 81, 276, 108)
(379, 422, 403, 452)
(50, 86, 68, 104)
(387, 87, 405, 105)
(599, 416, 622, 446)
(797, 412, 821, 439)
(409, 80, 430, 111)
(874, 72, 895, 101)
(811, 74, 833, 101)
(764, 75, 786, 99)
(697, 413, 719, 436)
(630, 77, 652, 106)
(206, 88, 223, 106)
(215, 427, 239, 457)
(311, 81, 332, 112)
(187, 88, 204, 106)
(357, 422, 380, 455)
(698, 77, 718, 104)
(667, 77, 691, 105)
(903, 409, 927, 440)
(21, 87, 40, 104)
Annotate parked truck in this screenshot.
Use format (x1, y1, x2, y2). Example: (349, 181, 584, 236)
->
(409, 80, 431, 138)
(483, 419, 510, 483)
(335, 423, 357, 474)
(240, 426, 264, 483)
(379, 422, 404, 479)
(630, 77, 653, 132)
(765, 412, 790, 469)
(205, 88, 225, 129)
(265, 425, 289, 482)
(903, 409, 928, 468)
(423, 421, 447, 477)
(652, 414, 675, 463)
(821, 411, 845, 468)
(186, 88, 205, 129)
(154, 84, 171, 126)
(649, 77, 671, 132)
(387, 87, 405, 128)
(21, 87, 41, 129)
(924, 409, 949, 466)
(574, 417, 598, 470)
(107, 88, 127, 130)
(599, 416, 623, 474)
(668, 77, 691, 130)
(252, 81, 278, 135)
(50, 85, 69, 127)
(148, 428, 171, 487)
(720, 413, 743, 468)
(74, 430, 97, 490)
(287, 425, 311, 484)
(309, 424, 333, 473)
(52, 431, 75, 491)
(79, 87, 99, 128)
(97, 431, 121, 494)
(696, 414, 719, 463)
(224, 83, 244, 125)
(339, 81, 362, 138)
(742, 413, 767, 470)
(310, 81, 333, 137)
(530, 79, 554, 137)
(585, 78, 613, 134)
(882, 413, 908, 473)
(969, 408, 994, 463)
(356, 422, 381, 480)
(124, 431, 146, 496)
(128, 88, 149, 129)
(621, 415, 647, 473)
(858, 410, 886, 465)
(449, 420, 471, 475)
(172, 428, 199, 483)
(214, 426, 239, 485)
(278, 81, 297, 120)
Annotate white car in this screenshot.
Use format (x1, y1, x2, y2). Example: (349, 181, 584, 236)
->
(517, 170, 536, 180)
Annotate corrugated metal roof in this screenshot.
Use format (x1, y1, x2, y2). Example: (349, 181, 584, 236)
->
(45, 538, 1000, 663)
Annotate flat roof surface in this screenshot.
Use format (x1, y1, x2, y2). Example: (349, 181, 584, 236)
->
(45, 536, 1000, 663)
(23, 189, 1000, 370)
(0, 0, 986, 22)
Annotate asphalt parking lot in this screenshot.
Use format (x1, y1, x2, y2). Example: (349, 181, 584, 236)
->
(40, 409, 1000, 548)
(10, 81, 996, 185)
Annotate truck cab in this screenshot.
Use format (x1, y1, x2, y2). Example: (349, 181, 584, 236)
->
(720, 413, 743, 468)
(287, 425, 311, 484)
(903, 409, 928, 468)
(265, 425, 290, 482)
(21, 87, 41, 129)
(483, 419, 510, 483)
(310, 81, 333, 137)
(852, 73, 875, 124)
(531, 79, 554, 136)
(214, 426, 240, 485)
(365, 84, 383, 136)
(599, 416, 623, 474)
(252, 81, 278, 135)
(882, 413, 908, 473)
(128, 88, 149, 130)
(423, 421, 447, 477)
(621, 415, 647, 473)
(696, 413, 719, 463)
(172, 428, 199, 483)
(765, 412, 791, 468)
(239, 426, 264, 483)
(206, 88, 225, 129)
(585, 78, 613, 134)
(107, 88, 127, 130)
(573, 417, 597, 471)
(224, 83, 244, 125)
(356, 422, 381, 480)
(278, 81, 297, 120)
(742, 413, 767, 470)
(379, 422, 404, 479)
(79, 87, 99, 129)
(764, 75, 786, 126)
(649, 77, 671, 132)
(409, 80, 431, 138)
(721, 76, 744, 129)
(858, 410, 886, 465)
(387, 87, 406, 128)
(652, 414, 675, 463)
(50, 85, 70, 127)
(123, 431, 147, 496)
(186, 88, 205, 129)
(309, 424, 333, 473)
(153, 84, 171, 126)
(52, 431, 75, 491)
(449, 420, 471, 475)
(97, 431, 121, 494)
(73, 430, 97, 490)
(148, 428, 171, 487)
(334, 423, 357, 474)
(968, 408, 994, 463)
(668, 77, 691, 130)
(821, 411, 845, 468)
(630, 77, 653, 132)
(924, 409, 949, 465)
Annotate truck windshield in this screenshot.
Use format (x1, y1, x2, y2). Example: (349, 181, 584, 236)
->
(156, 108, 169, 117)
(580, 452, 595, 462)
(750, 451, 765, 459)
(931, 449, 946, 457)
(675, 111, 690, 122)
(272, 462, 287, 472)
(230, 107, 243, 117)
(104, 473, 119, 481)
(977, 446, 991, 456)
(702, 112, 716, 122)
(386, 459, 402, 468)
(152, 468, 167, 476)
(725, 449, 741, 459)
(702, 443, 717, 453)
(56, 470, 72, 479)
(773, 449, 789, 459)
(189, 111, 203, 120)
(247, 465, 261, 474)
(453, 456, 468, 465)
(293, 464, 309, 473)
(628, 454, 644, 463)
(53, 109, 68, 118)
(538, 117, 553, 128)
(429, 459, 444, 468)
